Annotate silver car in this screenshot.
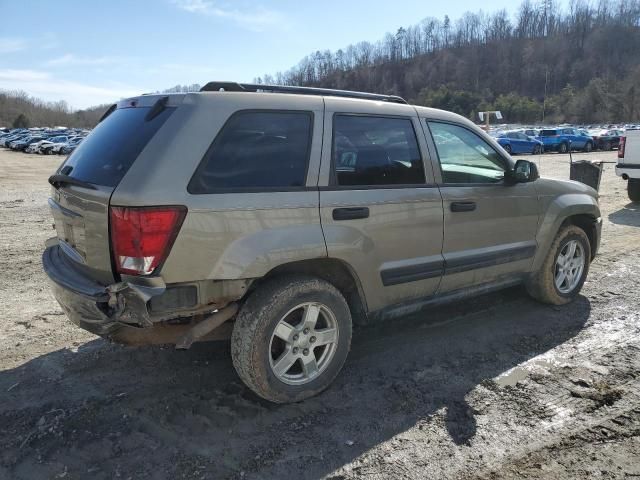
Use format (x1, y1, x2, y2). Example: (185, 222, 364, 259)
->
(43, 83, 602, 403)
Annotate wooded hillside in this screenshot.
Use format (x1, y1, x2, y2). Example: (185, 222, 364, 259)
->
(0, 91, 108, 129)
(256, 0, 640, 123)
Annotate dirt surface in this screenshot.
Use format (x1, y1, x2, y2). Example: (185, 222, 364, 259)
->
(0, 149, 639, 479)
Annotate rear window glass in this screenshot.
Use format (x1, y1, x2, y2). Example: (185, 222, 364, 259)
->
(60, 106, 175, 187)
(540, 130, 558, 136)
(332, 115, 425, 186)
(188, 111, 312, 193)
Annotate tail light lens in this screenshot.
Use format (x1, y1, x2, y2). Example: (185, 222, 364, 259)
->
(619, 136, 626, 159)
(110, 206, 186, 276)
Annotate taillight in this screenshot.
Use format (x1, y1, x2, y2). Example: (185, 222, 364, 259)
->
(109, 206, 186, 276)
(619, 136, 626, 159)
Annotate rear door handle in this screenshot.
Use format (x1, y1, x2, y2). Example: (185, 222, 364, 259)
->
(332, 207, 370, 221)
(450, 201, 476, 212)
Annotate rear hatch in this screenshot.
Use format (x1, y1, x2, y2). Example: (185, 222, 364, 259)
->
(48, 96, 177, 284)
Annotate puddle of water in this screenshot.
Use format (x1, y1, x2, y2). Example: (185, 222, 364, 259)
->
(495, 357, 561, 387)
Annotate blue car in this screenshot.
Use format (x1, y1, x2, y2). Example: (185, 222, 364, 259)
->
(536, 128, 594, 153)
(495, 131, 544, 155)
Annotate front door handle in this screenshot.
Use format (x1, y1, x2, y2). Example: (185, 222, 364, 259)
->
(332, 207, 370, 221)
(450, 201, 476, 212)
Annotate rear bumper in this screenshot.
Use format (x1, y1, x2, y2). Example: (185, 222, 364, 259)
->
(616, 164, 640, 179)
(42, 243, 240, 346)
(42, 244, 164, 335)
(43, 244, 120, 335)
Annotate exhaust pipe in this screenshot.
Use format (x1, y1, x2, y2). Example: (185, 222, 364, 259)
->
(175, 303, 239, 350)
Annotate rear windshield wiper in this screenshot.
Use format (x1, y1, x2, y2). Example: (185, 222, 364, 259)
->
(48, 174, 97, 190)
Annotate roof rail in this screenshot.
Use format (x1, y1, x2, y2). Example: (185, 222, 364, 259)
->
(199, 82, 408, 105)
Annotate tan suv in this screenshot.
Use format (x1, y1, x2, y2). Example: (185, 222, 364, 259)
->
(43, 82, 602, 403)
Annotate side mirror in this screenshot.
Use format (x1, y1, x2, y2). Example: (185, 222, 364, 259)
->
(511, 159, 539, 183)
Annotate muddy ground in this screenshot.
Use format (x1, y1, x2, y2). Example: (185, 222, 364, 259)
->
(0, 148, 638, 479)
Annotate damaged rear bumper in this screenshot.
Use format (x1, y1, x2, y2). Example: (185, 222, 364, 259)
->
(42, 244, 241, 346)
(42, 244, 162, 335)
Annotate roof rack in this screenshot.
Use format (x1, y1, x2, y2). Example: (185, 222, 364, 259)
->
(199, 82, 408, 105)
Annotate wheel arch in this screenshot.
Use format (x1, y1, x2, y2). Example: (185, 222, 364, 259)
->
(250, 258, 369, 325)
(561, 214, 599, 260)
(532, 194, 601, 272)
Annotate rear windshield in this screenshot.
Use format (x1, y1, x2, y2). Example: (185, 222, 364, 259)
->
(60, 106, 175, 187)
(539, 129, 558, 136)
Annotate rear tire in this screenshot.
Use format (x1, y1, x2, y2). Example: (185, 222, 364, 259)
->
(231, 275, 352, 403)
(604, 141, 612, 151)
(526, 225, 591, 305)
(629, 179, 640, 202)
(584, 141, 593, 153)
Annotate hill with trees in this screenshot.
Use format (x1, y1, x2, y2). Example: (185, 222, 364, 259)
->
(256, 0, 640, 124)
(5, 1, 639, 128)
(0, 90, 108, 129)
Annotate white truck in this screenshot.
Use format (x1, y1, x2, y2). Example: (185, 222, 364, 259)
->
(616, 129, 640, 202)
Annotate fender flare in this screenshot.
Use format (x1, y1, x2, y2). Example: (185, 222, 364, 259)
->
(531, 193, 600, 272)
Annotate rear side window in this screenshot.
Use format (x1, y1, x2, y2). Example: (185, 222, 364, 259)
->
(332, 115, 425, 186)
(188, 111, 312, 193)
(61, 106, 175, 187)
(540, 130, 558, 136)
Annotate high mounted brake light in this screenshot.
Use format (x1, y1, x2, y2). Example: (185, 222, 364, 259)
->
(619, 136, 626, 159)
(109, 206, 186, 276)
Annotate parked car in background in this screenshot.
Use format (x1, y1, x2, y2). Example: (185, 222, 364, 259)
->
(9, 135, 47, 151)
(537, 128, 594, 153)
(39, 136, 69, 154)
(589, 129, 624, 150)
(495, 131, 543, 154)
(25, 139, 52, 154)
(521, 128, 540, 137)
(0, 128, 89, 155)
(58, 136, 84, 155)
(616, 130, 640, 201)
(1, 132, 28, 147)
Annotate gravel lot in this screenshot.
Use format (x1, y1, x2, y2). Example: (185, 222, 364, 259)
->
(0, 148, 638, 479)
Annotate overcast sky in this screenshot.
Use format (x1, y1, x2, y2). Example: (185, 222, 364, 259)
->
(0, 0, 568, 109)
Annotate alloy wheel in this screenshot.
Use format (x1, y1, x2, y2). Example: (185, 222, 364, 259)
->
(268, 302, 339, 385)
(554, 240, 585, 294)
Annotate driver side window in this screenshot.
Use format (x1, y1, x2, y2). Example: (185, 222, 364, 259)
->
(428, 122, 506, 184)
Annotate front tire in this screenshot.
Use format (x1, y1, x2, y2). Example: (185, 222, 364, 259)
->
(532, 144, 542, 155)
(559, 142, 569, 154)
(584, 141, 593, 153)
(526, 225, 591, 305)
(231, 275, 352, 403)
(629, 179, 640, 202)
(504, 144, 512, 154)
